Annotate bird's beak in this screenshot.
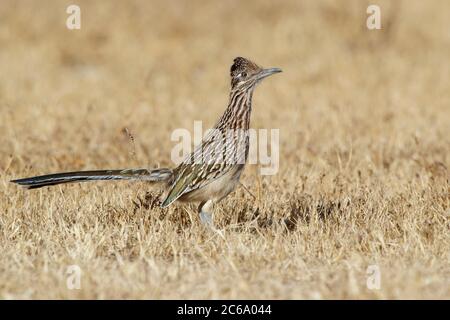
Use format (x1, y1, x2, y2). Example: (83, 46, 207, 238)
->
(256, 67, 282, 81)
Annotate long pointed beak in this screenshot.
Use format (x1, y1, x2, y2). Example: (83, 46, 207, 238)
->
(257, 67, 282, 80)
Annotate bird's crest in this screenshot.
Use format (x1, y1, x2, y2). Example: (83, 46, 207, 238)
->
(230, 57, 261, 77)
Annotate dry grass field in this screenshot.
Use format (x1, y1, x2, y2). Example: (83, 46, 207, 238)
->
(0, 0, 449, 299)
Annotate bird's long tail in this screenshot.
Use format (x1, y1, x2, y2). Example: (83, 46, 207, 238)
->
(11, 168, 173, 189)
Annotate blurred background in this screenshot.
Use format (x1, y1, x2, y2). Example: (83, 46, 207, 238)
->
(1, 0, 448, 173)
(0, 0, 449, 299)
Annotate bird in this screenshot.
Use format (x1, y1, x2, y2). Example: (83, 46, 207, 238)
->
(11, 57, 282, 226)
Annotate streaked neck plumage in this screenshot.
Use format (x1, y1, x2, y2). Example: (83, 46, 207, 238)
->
(215, 85, 255, 131)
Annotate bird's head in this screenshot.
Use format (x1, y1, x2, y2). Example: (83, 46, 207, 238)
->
(230, 57, 282, 89)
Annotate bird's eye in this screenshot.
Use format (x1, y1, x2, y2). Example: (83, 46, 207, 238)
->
(241, 72, 247, 78)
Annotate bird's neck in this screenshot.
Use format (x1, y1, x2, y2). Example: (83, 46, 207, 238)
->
(215, 88, 254, 131)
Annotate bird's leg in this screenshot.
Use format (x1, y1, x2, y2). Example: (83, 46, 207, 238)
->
(198, 200, 225, 239)
(198, 200, 214, 228)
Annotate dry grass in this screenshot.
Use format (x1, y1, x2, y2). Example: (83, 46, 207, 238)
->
(0, 0, 449, 299)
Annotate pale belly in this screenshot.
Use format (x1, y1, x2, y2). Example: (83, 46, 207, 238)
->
(178, 165, 245, 204)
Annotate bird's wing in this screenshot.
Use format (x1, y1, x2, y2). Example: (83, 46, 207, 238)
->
(160, 162, 232, 208)
(160, 129, 248, 208)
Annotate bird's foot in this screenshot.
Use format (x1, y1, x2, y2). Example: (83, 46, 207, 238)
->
(199, 211, 225, 239)
(199, 211, 213, 227)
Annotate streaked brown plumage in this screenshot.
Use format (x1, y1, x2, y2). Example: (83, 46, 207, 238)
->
(11, 57, 282, 225)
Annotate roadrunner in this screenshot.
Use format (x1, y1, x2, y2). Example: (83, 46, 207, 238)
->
(11, 57, 282, 225)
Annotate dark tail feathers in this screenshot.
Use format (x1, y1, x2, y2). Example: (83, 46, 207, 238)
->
(11, 168, 173, 189)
